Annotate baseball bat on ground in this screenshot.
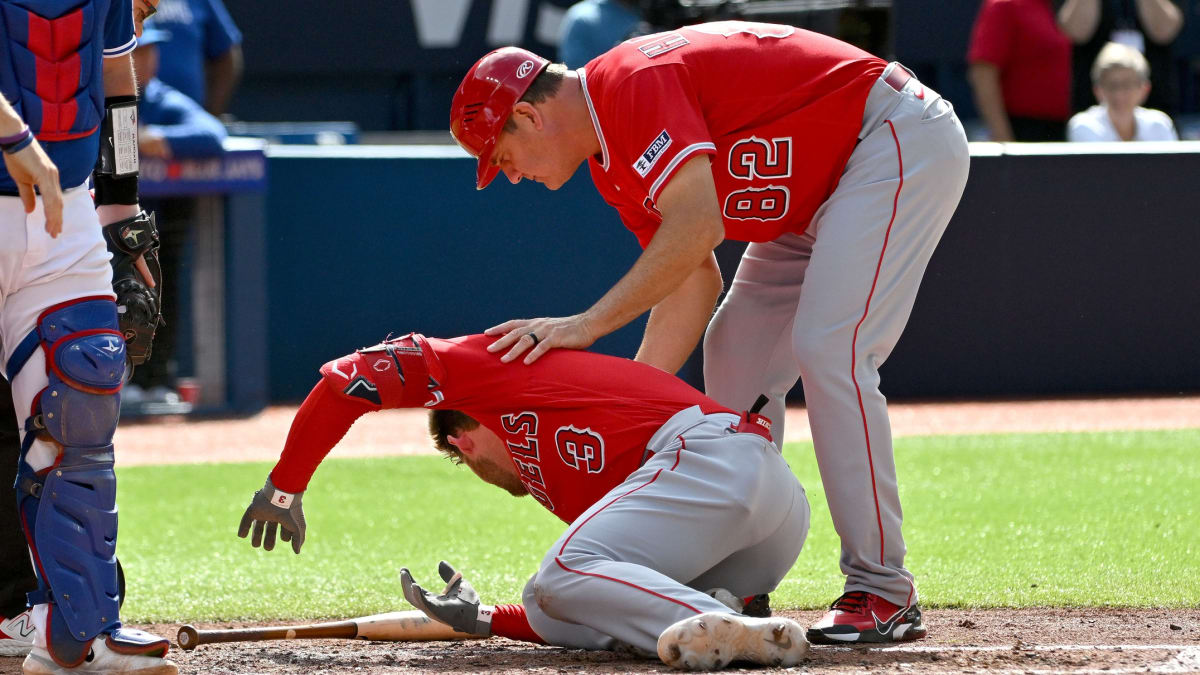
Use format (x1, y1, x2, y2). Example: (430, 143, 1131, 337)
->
(176, 610, 486, 650)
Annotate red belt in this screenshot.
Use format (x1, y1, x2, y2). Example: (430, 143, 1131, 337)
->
(883, 66, 912, 93)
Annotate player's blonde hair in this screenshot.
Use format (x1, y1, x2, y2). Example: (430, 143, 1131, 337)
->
(1091, 42, 1150, 85)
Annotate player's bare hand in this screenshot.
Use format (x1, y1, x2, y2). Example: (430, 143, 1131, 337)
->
(3, 137, 64, 237)
(132, 254, 156, 288)
(133, 0, 159, 36)
(238, 476, 307, 554)
(485, 314, 596, 365)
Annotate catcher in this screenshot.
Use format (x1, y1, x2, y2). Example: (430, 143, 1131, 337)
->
(236, 333, 811, 670)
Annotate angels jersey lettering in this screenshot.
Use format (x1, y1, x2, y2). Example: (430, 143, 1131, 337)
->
(415, 335, 725, 523)
(579, 21, 888, 247)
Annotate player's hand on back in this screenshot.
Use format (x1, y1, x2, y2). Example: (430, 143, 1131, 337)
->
(400, 562, 493, 636)
(485, 314, 597, 365)
(3, 137, 64, 237)
(237, 476, 307, 554)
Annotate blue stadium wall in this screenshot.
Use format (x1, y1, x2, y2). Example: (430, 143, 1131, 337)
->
(263, 146, 1200, 402)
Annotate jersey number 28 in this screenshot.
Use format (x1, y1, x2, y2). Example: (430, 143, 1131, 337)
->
(724, 136, 792, 222)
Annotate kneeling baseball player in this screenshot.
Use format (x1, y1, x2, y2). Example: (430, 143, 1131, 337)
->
(236, 333, 811, 670)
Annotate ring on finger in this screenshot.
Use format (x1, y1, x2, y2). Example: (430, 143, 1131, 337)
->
(527, 332, 540, 346)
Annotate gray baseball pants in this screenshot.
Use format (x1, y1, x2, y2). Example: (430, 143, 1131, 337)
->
(520, 407, 810, 653)
(703, 64, 971, 607)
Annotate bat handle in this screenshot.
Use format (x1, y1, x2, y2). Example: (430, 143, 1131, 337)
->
(177, 625, 200, 651)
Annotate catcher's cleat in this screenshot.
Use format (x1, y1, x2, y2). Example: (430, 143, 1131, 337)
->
(657, 612, 808, 670)
(806, 591, 927, 644)
(22, 628, 177, 675)
(0, 609, 35, 657)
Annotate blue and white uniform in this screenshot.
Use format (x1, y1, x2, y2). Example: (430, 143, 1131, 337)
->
(2, 1, 173, 669)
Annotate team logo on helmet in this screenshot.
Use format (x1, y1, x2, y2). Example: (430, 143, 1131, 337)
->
(516, 60, 535, 78)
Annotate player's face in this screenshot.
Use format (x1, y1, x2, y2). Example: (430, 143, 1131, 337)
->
(490, 119, 576, 191)
(457, 426, 529, 497)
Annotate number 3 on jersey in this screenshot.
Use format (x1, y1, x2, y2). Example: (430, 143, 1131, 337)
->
(724, 136, 792, 222)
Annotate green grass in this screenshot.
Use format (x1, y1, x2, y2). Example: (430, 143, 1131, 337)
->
(115, 429, 1200, 622)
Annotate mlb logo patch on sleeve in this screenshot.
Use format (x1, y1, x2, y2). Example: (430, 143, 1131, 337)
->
(634, 131, 673, 177)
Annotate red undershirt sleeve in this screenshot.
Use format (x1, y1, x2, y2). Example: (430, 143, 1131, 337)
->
(269, 379, 378, 493)
(490, 604, 546, 644)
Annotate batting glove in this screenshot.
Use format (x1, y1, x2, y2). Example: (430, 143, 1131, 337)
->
(237, 476, 307, 554)
(400, 561, 493, 636)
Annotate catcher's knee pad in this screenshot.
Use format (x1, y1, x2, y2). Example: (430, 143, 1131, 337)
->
(11, 297, 124, 666)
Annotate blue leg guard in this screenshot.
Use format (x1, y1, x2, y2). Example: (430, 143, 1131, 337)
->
(12, 297, 125, 667)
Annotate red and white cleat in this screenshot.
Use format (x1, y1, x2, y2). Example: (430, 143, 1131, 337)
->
(806, 591, 927, 645)
(0, 609, 35, 657)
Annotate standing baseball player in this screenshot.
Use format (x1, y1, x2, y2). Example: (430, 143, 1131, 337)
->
(450, 21, 970, 643)
(237, 333, 811, 670)
(0, 0, 174, 672)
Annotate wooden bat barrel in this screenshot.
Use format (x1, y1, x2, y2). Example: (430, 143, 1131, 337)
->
(176, 611, 484, 650)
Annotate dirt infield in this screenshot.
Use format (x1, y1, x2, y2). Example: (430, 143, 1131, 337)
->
(0, 396, 1189, 673)
(113, 394, 1200, 466)
(1, 609, 1193, 674)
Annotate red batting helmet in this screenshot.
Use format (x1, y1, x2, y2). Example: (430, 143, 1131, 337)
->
(450, 47, 550, 190)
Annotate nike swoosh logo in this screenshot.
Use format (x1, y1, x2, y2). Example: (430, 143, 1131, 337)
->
(769, 635, 793, 650)
(872, 607, 908, 636)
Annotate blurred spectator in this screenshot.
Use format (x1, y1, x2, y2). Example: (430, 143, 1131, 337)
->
(558, 0, 640, 68)
(126, 24, 227, 411)
(1057, 0, 1183, 117)
(1068, 41, 1178, 140)
(968, 0, 1073, 141)
(148, 0, 243, 115)
(135, 25, 228, 158)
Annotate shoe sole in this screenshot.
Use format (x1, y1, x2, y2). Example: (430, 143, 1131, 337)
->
(806, 620, 927, 645)
(658, 612, 809, 670)
(23, 651, 179, 675)
(0, 643, 32, 657)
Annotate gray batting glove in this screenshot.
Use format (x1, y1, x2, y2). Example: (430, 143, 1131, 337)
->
(400, 561, 493, 636)
(237, 476, 306, 554)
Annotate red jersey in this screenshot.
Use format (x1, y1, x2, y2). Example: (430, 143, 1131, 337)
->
(967, 0, 1072, 121)
(579, 21, 887, 247)
(284, 334, 728, 523)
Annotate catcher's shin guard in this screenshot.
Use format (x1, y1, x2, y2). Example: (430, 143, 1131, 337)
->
(11, 298, 125, 667)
